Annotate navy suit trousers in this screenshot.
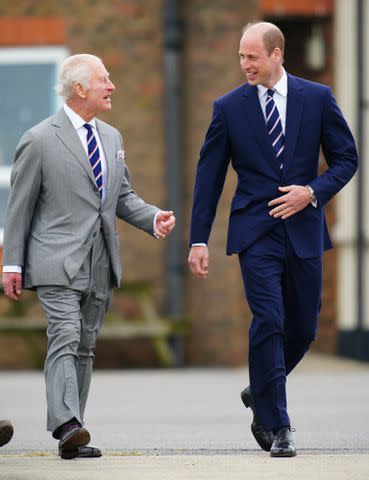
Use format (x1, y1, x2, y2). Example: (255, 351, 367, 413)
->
(238, 222, 322, 431)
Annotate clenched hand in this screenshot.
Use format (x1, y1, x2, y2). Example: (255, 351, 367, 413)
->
(155, 210, 176, 238)
(188, 245, 209, 279)
(2, 272, 22, 301)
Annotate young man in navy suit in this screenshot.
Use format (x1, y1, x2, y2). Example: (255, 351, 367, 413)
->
(188, 22, 358, 457)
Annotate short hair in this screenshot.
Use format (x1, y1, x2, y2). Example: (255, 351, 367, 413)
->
(56, 54, 102, 100)
(242, 21, 285, 56)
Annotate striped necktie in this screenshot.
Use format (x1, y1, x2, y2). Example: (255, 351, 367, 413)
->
(265, 88, 285, 162)
(84, 123, 103, 198)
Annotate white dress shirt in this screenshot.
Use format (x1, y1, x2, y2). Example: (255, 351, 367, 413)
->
(3, 105, 161, 273)
(63, 103, 108, 203)
(257, 67, 287, 134)
(191, 68, 314, 248)
(4, 105, 107, 274)
(63, 104, 160, 235)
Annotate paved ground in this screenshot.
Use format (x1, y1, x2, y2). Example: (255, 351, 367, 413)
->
(0, 352, 368, 479)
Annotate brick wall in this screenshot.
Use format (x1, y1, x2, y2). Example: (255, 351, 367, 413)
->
(183, 0, 259, 365)
(0, 1, 337, 365)
(0, 0, 167, 302)
(261, 0, 333, 16)
(0, 0, 259, 366)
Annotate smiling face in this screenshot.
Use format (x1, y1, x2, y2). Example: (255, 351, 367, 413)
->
(68, 58, 115, 122)
(239, 27, 283, 88)
(84, 60, 115, 115)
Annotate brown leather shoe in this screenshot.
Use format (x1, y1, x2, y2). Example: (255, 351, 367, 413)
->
(241, 386, 274, 451)
(59, 445, 102, 460)
(58, 422, 90, 457)
(0, 420, 13, 447)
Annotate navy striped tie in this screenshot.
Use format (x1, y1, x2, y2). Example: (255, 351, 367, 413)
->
(265, 88, 285, 162)
(84, 123, 103, 198)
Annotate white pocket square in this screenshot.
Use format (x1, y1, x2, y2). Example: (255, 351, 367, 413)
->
(116, 149, 125, 161)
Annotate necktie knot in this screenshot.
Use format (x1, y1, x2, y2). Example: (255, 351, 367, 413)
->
(267, 88, 275, 98)
(84, 123, 93, 133)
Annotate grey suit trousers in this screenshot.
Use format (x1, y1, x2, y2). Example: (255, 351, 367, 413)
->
(37, 230, 113, 434)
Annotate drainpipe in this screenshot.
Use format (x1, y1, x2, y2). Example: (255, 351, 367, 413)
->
(356, 0, 364, 360)
(163, 0, 184, 365)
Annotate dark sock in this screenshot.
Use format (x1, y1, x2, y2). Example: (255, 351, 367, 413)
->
(64, 417, 80, 427)
(52, 417, 80, 439)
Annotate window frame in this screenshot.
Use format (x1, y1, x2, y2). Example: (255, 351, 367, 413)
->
(0, 46, 68, 244)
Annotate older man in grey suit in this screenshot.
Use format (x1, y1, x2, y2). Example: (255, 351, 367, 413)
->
(2, 54, 175, 459)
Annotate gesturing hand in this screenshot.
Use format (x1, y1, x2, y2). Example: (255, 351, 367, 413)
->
(188, 245, 209, 279)
(155, 210, 176, 238)
(2, 272, 22, 301)
(268, 185, 311, 220)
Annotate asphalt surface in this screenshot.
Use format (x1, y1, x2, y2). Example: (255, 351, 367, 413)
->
(0, 352, 368, 479)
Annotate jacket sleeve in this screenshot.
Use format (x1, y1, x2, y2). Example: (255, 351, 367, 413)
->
(115, 132, 159, 236)
(115, 163, 159, 236)
(309, 87, 359, 206)
(2, 131, 42, 266)
(189, 100, 231, 245)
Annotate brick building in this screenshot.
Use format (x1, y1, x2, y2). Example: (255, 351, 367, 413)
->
(0, 0, 351, 367)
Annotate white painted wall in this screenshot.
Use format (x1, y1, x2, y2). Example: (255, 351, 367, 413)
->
(334, 0, 369, 330)
(363, 1, 369, 329)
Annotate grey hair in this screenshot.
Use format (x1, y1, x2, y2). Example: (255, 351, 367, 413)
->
(56, 54, 103, 100)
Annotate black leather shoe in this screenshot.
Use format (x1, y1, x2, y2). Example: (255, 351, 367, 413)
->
(58, 422, 90, 454)
(59, 445, 102, 460)
(270, 427, 297, 457)
(241, 386, 274, 451)
(0, 420, 13, 447)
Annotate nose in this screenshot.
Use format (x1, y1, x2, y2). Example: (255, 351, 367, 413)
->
(108, 79, 115, 91)
(240, 58, 249, 71)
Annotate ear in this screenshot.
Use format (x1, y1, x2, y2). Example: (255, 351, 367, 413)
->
(273, 47, 282, 61)
(73, 82, 87, 99)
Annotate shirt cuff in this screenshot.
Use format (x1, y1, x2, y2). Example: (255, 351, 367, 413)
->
(306, 185, 318, 208)
(191, 243, 207, 247)
(3, 266, 22, 273)
(153, 211, 160, 238)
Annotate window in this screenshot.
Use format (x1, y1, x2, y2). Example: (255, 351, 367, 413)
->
(0, 46, 68, 243)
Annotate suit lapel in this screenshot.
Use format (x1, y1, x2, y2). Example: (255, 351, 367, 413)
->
(283, 74, 304, 175)
(52, 109, 97, 188)
(242, 85, 281, 175)
(96, 120, 115, 194)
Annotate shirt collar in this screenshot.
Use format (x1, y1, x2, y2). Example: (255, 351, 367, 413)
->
(63, 103, 97, 130)
(257, 68, 288, 100)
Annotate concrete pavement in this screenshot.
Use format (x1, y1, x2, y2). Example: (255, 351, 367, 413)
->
(0, 352, 368, 479)
(1, 454, 369, 480)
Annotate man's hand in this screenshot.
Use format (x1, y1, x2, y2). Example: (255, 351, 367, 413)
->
(268, 185, 311, 220)
(2, 272, 22, 301)
(155, 210, 176, 238)
(188, 245, 209, 279)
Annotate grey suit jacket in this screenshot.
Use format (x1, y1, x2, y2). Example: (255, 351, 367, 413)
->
(2, 108, 159, 288)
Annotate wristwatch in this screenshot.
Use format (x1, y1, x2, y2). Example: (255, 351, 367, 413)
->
(306, 185, 317, 204)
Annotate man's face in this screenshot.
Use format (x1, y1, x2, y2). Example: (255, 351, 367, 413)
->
(84, 61, 115, 115)
(239, 32, 281, 88)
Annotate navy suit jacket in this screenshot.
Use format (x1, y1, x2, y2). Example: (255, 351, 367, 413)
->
(190, 74, 358, 258)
